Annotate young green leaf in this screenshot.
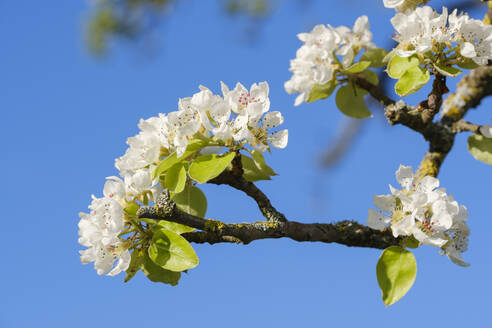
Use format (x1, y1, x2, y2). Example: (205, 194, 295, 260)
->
(189, 152, 236, 183)
(165, 162, 187, 193)
(361, 48, 389, 67)
(467, 134, 492, 164)
(148, 228, 199, 272)
(157, 220, 195, 234)
(250, 150, 277, 176)
(387, 55, 420, 79)
(152, 139, 208, 179)
(359, 70, 379, 86)
(241, 154, 271, 182)
(124, 249, 145, 283)
(306, 80, 337, 103)
(335, 84, 372, 119)
(343, 61, 371, 74)
(394, 66, 430, 96)
(434, 64, 462, 77)
(142, 252, 181, 285)
(457, 59, 479, 70)
(376, 246, 417, 306)
(172, 184, 207, 218)
(124, 202, 140, 217)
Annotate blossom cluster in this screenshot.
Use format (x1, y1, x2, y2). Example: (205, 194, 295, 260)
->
(368, 165, 470, 266)
(78, 81, 288, 276)
(390, 6, 492, 65)
(284, 16, 374, 106)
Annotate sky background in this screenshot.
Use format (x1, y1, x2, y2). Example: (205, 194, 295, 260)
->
(1, 0, 491, 327)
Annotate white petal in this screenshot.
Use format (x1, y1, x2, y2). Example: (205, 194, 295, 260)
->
(395, 165, 414, 190)
(460, 42, 476, 58)
(294, 93, 306, 106)
(367, 209, 389, 230)
(108, 250, 131, 277)
(416, 176, 439, 193)
(373, 194, 395, 212)
(480, 125, 492, 138)
(268, 130, 288, 149)
(263, 111, 284, 129)
(391, 215, 415, 237)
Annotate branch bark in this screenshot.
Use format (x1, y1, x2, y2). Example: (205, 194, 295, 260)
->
(137, 191, 400, 249)
(208, 153, 287, 222)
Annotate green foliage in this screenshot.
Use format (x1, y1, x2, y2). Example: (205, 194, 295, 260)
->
(142, 251, 181, 285)
(467, 134, 492, 164)
(241, 154, 271, 181)
(457, 59, 479, 70)
(376, 246, 417, 306)
(343, 61, 371, 74)
(124, 249, 145, 283)
(124, 202, 140, 216)
(434, 64, 462, 77)
(165, 163, 187, 193)
(152, 139, 209, 179)
(359, 70, 379, 86)
(387, 55, 420, 79)
(394, 66, 430, 97)
(172, 184, 207, 218)
(157, 220, 195, 234)
(189, 152, 236, 183)
(149, 228, 199, 272)
(335, 84, 372, 119)
(361, 48, 389, 68)
(306, 81, 337, 103)
(250, 150, 276, 176)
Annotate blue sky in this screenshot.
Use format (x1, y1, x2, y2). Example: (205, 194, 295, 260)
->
(1, 1, 491, 327)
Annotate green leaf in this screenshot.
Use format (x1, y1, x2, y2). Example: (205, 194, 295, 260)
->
(457, 59, 479, 70)
(172, 184, 207, 218)
(157, 220, 195, 234)
(142, 251, 181, 285)
(335, 84, 372, 119)
(250, 150, 277, 176)
(387, 55, 420, 79)
(360, 70, 379, 86)
(376, 246, 417, 306)
(241, 154, 271, 182)
(165, 162, 187, 193)
(124, 249, 145, 283)
(343, 61, 371, 74)
(152, 139, 208, 179)
(189, 152, 236, 183)
(149, 228, 199, 272)
(467, 134, 492, 164)
(124, 202, 140, 216)
(434, 63, 462, 77)
(361, 48, 389, 68)
(395, 66, 430, 96)
(306, 80, 337, 103)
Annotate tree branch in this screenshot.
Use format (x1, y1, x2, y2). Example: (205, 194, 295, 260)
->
(207, 153, 287, 222)
(136, 191, 400, 249)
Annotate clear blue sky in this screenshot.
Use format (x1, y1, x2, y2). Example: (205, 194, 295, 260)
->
(2, 1, 491, 327)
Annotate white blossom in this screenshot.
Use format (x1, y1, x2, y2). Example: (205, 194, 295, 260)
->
(78, 178, 130, 276)
(390, 6, 492, 65)
(383, 0, 427, 12)
(285, 16, 374, 106)
(367, 165, 470, 266)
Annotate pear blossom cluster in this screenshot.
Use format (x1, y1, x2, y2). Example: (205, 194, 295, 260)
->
(116, 81, 287, 176)
(78, 81, 288, 276)
(284, 16, 375, 106)
(390, 6, 492, 65)
(78, 177, 131, 276)
(368, 165, 470, 266)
